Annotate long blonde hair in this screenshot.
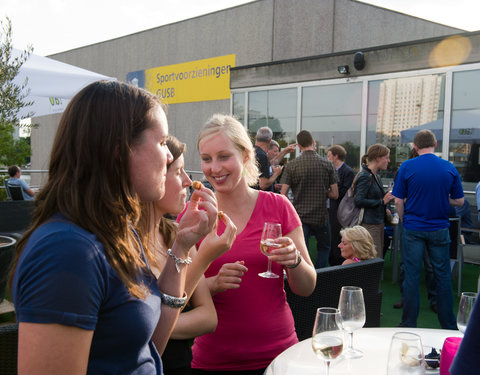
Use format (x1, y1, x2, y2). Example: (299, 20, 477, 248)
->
(340, 226, 377, 259)
(198, 114, 259, 186)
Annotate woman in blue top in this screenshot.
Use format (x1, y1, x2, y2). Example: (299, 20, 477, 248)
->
(12, 81, 219, 374)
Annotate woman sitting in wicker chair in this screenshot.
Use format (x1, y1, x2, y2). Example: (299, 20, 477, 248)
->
(338, 225, 377, 265)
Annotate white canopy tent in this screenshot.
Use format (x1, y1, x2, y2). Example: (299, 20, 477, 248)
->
(11, 48, 116, 119)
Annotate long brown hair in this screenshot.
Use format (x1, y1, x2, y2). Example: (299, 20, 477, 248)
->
(14, 80, 163, 298)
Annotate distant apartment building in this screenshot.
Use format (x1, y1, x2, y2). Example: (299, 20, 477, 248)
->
(376, 75, 443, 147)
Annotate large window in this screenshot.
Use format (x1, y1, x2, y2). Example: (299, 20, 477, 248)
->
(247, 88, 297, 148)
(232, 92, 245, 124)
(367, 74, 445, 179)
(302, 83, 362, 168)
(451, 70, 480, 184)
(232, 63, 480, 188)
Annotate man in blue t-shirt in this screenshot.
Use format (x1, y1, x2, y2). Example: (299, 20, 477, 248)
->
(392, 129, 464, 329)
(7, 165, 35, 200)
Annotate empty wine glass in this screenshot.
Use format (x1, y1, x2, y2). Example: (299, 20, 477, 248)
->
(387, 332, 425, 374)
(457, 292, 478, 333)
(312, 307, 344, 375)
(338, 286, 366, 359)
(258, 222, 282, 278)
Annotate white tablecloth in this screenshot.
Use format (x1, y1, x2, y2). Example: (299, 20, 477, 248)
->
(264, 327, 463, 374)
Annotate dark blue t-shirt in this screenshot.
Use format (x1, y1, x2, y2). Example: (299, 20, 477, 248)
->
(392, 153, 464, 231)
(12, 216, 162, 374)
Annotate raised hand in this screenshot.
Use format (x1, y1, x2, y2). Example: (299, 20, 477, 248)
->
(175, 187, 217, 254)
(197, 211, 237, 264)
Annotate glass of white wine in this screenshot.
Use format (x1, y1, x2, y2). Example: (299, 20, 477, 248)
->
(312, 307, 344, 375)
(457, 292, 478, 333)
(259, 222, 282, 278)
(337, 286, 366, 359)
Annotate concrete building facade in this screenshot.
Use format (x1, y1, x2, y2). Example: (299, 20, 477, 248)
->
(30, 0, 479, 193)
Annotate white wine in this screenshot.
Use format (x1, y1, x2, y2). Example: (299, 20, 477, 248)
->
(312, 335, 343, 360)
(260, 240, 282, 256)
(457, 322, 467, 333)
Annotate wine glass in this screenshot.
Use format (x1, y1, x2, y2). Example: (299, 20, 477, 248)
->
(387, 332, 425, 374)
(258, 222, 282, 278)
(312, 307, 344, 375)
(337, 286, 366, 359)
(457, 292, 478, 333)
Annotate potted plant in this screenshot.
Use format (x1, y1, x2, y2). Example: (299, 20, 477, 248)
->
(0, 235, 16, 302)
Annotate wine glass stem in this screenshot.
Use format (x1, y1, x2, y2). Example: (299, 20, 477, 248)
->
(267, 257, 273, 273)
(325, 360, 330, 375)
(348, 331, 354, 350)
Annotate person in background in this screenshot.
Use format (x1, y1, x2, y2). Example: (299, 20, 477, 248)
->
(267, 140, 296, 193)
(476, 181, 480, 222)
(392, 129, 464, 329)
(12, 81, 218, 374)
(338, 225, 377, 265)
(280, 130, 338, 268)
(354, 144, 394, 257)
(190, 114, 316, 374)
(7, 165, 35, 200)
(327, 145, 355, 266)
(267, 140, 296, 167)
(137, 136, 237, 375)
(254, 127, 283, 191)
(392, 147, 437, 313)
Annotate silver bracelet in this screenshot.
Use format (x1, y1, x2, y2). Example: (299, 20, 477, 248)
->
(160, 290, 188, 309)
(167, 249, 192, 273)
(286, 250, 302, 269)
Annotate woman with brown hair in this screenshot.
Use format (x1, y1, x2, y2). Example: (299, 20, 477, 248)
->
(354, 144, 394, 256)
(11, 81, 218, 374)
(137, 135, 236, 374)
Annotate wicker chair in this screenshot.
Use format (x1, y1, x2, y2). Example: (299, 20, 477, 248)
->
(0, 323, 18, 375)
(0, 201, 35, 240)
(285, 258, 384, 341)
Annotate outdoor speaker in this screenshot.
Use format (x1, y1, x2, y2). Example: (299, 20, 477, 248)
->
(354, 51, 365, 70)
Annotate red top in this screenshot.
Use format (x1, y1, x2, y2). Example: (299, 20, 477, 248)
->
(191, 191, 301, 371)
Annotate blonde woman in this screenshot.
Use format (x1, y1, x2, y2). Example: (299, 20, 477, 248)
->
(186, 114, 316, 374)
(339, 225, 377, 265)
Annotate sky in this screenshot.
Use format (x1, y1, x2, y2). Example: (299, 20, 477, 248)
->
(1, 0, 480, 56)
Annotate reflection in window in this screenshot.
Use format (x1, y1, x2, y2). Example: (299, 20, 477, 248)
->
(451, 70, 480, 183)
(248, 89, 297, 150)
(232, 92, 245, 124)
(302, 83, 362, 169)
(368, 74, 445, 179)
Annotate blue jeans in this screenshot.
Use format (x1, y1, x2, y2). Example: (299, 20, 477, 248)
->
(303, 222, 330, 268)
(401, 227, 456, 329)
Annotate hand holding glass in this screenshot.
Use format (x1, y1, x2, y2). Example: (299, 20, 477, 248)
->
(457, 292, 478, 333)
(259, 222, 282, 278)
(312, 307, 344, 375)
(338, 286, 366, 359)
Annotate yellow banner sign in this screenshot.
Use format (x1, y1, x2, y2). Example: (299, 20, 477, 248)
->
(132, 54, 235, 104)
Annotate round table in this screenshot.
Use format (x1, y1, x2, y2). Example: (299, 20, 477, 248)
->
(264, 327, 463, 374)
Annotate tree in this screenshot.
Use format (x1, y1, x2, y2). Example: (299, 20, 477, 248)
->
(0, 17, 33, 167)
